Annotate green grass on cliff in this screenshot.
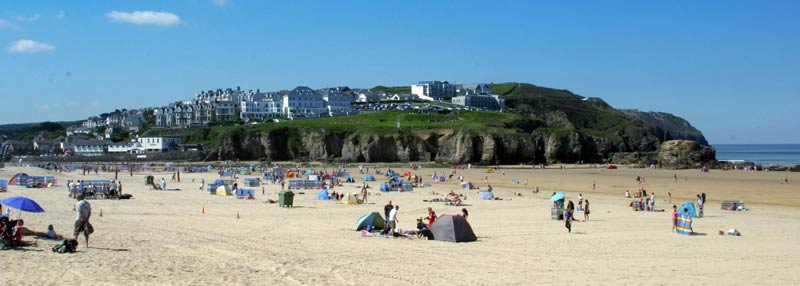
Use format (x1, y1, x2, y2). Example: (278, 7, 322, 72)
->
(147, 111, 525, 147)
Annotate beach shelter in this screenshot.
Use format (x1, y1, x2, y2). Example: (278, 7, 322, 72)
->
(355, 212, 385, 231)
(317, 188, 329, 200)
(341, 193, 359, 205)
(430, 215, 477, 243)
(380, 183, 391, 192)
(345, 176, 355, 183)
(485, 168, 494, 173)
(0, 180, 7, 192)
(9, 173, 29, 185)
(679, 202, 698, 218)
(287, 171, 296, 178)
(607, 165, 618, 170)
(216, 185, 231, 196)
(364, 174, 376, 182)
(511, 177, 519, 184)
(479, 190, 495, 200)
(676, 214, 693, 235)
(460, 181, 473, 189)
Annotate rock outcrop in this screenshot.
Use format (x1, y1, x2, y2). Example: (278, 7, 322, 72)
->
(658, 140, 716, 169)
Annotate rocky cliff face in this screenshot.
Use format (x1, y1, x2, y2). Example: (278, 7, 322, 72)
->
(205, 128, 712, 165)
(658, 140, 716, 169)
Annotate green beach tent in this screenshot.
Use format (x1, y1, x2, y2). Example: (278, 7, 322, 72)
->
(355, 212, 385, 231)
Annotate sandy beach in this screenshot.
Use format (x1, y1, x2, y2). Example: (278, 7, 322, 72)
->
(1, 164, 799, 285)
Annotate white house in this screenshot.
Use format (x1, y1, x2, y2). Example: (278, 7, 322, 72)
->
(321, 88, 354, 116)
(108, 141, 145, 154)
(137, 136, 182, 152)
(71, 140, 110, 156)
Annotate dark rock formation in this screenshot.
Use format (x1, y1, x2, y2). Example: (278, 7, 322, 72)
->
(658, 140, 716, 169)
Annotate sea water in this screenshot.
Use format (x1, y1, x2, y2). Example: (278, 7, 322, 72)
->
(713, 144, 800, 166)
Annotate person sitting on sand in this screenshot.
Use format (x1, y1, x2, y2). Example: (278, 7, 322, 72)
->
(46, 224, 63, 240)
(625, 190, 631, 198)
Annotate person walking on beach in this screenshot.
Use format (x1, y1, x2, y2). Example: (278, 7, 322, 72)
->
(161, 178, 167, 190)
(668, 192, 672, 204)
(171, 172, 177, 182)
(673, 173, 678, 183)
(592, 180, 596, 191)
(361, 185, 368, 204)
(199, 178, 205, 191)
(583, 200, 590, 222)
(74, 194, 93, 248)
(564, 201, 574, 233)
(426, 207, 437, 228)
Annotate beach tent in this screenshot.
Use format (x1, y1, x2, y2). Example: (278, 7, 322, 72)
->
(0, 180, 7, 192)
(431, 215, 476, 243)
(364, 174, 376, 182)
(679, 202, 698, 218)
(486, 168, 494, 173)
(317, 188, 329, 200)
(305, 169, 313, 176)
(286, 171, 296, 178)
(216, 185, 231, 196)
(607, 165, 618, 170)
(9, 173, 29, 185)
(676, 214, 693, 235)
(512, 177, 519, 184)
(235, 189, 255, 199)
(380, 183, 391, 192)
(355, 212, 385, 231)
(341, 193, 359, 205)
(345, 176, 355, 183)
(460, 181, 473, 189)
(479, 190, 495, 200)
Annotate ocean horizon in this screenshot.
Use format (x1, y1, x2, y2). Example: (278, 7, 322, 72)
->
(713, 144, 800, 166)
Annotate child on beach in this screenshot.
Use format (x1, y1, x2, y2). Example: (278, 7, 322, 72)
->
(672, 205, 678, 232)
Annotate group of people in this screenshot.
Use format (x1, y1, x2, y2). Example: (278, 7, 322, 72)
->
(67, 179, 123, 199)
(379, 201, 469, 240)
(562, 199, 590, 233)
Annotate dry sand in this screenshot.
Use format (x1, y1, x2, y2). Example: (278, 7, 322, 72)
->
(1, 164, 799, 285)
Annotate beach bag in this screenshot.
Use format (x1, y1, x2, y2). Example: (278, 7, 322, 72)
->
(52, 239, 79, 253)
(84, 222, 94, 235)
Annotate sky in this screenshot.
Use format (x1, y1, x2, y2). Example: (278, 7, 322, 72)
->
(1, 0, 798, 144)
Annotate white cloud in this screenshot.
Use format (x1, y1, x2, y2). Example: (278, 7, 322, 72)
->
(0, 18, 20, 30)
(106, 10, 182, 27)
(211, 0, 227, 6)
(56, 11, 65, 19)
(14, 14, 40, 22)
(7, 39, 56, 54)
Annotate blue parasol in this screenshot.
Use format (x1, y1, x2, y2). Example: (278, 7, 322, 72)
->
(550, 193, 565, 202)
(0, 196, 45, 213)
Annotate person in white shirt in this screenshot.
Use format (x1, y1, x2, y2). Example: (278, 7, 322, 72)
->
(387, 205, 399, 234)
(74, 194, 93, 247)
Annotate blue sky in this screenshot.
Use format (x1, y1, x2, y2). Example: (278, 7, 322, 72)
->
(1, 0, 798, 144)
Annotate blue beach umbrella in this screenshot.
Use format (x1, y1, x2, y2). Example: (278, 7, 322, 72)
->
(550, 193, 565, 202)
(0, 196, 45, 213)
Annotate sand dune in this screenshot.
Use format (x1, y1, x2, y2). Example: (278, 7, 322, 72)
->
(1, 165, 799, 285)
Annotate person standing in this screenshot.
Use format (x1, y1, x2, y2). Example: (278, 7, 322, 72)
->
(383, 200, 393, 222)
(199, 178, 206, 191)
(592, 180, 596, 191)
(361, 185, 368, 204)
(387, 205, 399, 236)
(74, 194, 93, 248)
(583, 200, 590, 222)
(161, 178, 167, 190)
(672, 205, 678, 232)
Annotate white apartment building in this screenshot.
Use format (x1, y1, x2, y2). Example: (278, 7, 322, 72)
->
(137, 136, 182, 152)
(108, 141, 145, 154)
(71, 140, 110, 156)
(281, 86, 327, 118)
(411, 80, 455, 101)
(241, 99, 280, 121)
